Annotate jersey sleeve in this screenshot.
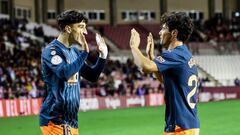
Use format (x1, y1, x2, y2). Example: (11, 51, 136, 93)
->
(72, 47, 106, 82)
(153, 51, 183, 73)
(41, 46, 88, 81)
(80, 57, 106, 82)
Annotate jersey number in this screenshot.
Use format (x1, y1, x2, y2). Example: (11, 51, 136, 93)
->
(187, 75, 198, 109)
(61, 125, 72, 135)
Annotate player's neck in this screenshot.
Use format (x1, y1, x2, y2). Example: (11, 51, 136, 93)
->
(57, 33, 71, 48)
(168, 40, 183, 50)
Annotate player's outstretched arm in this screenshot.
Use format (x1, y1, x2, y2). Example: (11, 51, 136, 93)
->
(80, 59, 105, 82)
(145, 33, 163, 83)
(42, 47, 88, 81)
(130, 28, 158, 73)
(80, 33, 107, 82)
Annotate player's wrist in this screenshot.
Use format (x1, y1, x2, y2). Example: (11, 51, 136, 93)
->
(82, 44, 89, 52)
(130, 45, 139, 50)
(99, 48, 108, 59)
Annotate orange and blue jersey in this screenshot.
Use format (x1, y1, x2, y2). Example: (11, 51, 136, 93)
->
(153, 45, 200, 132)
(40, 39, 105, 129)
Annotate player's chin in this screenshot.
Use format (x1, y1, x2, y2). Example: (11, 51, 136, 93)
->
(160, 40, 164, 45)
(73, 40, 80, 45)
(160, 40, 166, 46)
(162, 43, 168, 48)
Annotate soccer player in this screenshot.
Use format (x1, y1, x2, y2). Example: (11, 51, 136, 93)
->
(40, 10, 108, 135)
(130, 12, 200, 135)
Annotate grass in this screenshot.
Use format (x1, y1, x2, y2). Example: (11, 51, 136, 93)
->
(0, 100, 239, 135)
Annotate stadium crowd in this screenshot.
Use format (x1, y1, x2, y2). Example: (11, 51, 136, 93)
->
(0, 18, 44, 99)
(188, 15, 240, 54)
(0, 18, 163, 99)
(1, 15, 240, 99)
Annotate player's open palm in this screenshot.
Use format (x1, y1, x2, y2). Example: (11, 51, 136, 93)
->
(96, 33, 108, 59)
(146, 33, 155, 60)
(130, 28, 140, 48)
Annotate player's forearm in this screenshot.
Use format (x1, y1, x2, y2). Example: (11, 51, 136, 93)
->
(153, 71, 163, 83)
(131, 46, 156, 73)
(145, 54, 163, 82)
(81, 58, 105, 82)
(56, 52, 88, 80)
(150, 48, 155, 60)
(147, 53, 155, 60)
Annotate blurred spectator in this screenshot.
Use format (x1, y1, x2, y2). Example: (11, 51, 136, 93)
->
(34, 26, 44, 37)
(234, 78, 240, 86)
(5, 15, 240, 99)
(198, 77, 204, 92)
(136, 84, 147, 96)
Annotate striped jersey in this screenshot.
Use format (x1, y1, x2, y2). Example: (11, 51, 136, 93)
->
(40, 39, 105, 128)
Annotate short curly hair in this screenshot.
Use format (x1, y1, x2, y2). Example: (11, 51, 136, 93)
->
(57, 9, 88, 31)
(160, 12, 194, 43)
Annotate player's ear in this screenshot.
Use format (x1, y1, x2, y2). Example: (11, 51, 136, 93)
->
(65, 25, 72, 34)
(171, 29, 178, 39)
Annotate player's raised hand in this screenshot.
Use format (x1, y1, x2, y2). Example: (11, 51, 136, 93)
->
(130, 28, 140, 48)
(96, 33, 108, 59)
(146, 33, 152, 57)
(146, 33, 155, 60)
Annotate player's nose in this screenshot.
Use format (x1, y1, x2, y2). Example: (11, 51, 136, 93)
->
(83, 28, 88, 34)
(159, 30, 162, 37)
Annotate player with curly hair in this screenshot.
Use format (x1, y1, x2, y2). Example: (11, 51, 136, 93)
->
(130, 12, 200, 135)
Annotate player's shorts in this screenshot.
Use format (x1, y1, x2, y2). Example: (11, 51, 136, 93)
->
(164, 126, 200, 135)
(40, 121, 78, 135)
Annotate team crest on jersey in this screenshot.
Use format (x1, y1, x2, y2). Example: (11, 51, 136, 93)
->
(156, 56, 165, 63)
(51, 55, 62, 65)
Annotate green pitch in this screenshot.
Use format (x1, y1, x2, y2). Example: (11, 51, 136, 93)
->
(0, 100, 239, 135)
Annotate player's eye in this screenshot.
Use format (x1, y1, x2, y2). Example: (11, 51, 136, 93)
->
(79, 25, 85, 28)
(162, 25, 168, 29)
